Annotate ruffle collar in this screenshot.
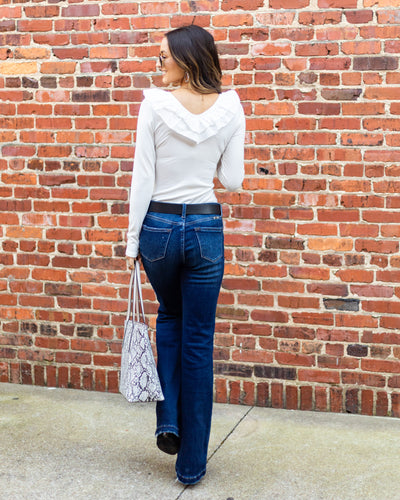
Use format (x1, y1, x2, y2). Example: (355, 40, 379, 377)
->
(143, 88, 241, 144)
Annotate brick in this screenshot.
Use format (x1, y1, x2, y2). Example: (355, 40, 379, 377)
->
(322, 89, 362, 101)
(362, 359, 400, 374)
(213, 13, 253, 26)
(276, 352, 315, 367)
(319, 0, 356, 5)
(354, 57, 398, 71)
(299, 103, 340, 115)
(265, 236, 304, 250)
(293, 312, 334, 326)
(345, 388, 359, 414)
(41, 62, 76, 75)
(377, 10, 400, 24)
(296, 42, 338, 57)
(72, 91, 110, 103)
(62, 5, 99, 17)
(271, 383, 283, 409)
(344, 10, 373, 23)
(299, 369, 340, 384)
(18, 19, 53, 32)
(347, 344, 368, 357)
(53, 48, 89, 60)
(299, 11, 342, 25)
(365, 88, 400, 101)
(336, 269, 374, 283)
(15, 48, 50, 60)
(251, 310, 289, 323)
(24, 5, 59, 18)
(0, 62, 38, 76)
(299, 386, 312, 411)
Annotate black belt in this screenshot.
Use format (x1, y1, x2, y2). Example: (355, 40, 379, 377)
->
(148, 201, 221, 216)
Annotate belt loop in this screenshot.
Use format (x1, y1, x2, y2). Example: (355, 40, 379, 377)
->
(182, 203, 187, 218)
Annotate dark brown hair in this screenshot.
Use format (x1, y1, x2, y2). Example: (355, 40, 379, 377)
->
(165, 25, 222, 94)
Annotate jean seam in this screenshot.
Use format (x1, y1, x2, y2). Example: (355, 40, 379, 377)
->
(176, 466, 206, 483)
(146, 213, 181, 225)
(142, 225, 173, 233)
(181, 220, 185, 264)
(185, 215, 222, 227)
(155, 425, 180, 436)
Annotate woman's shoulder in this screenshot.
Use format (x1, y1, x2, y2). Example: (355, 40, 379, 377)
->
(218, 90, 245, 125)
(219, 89, 242, 110)
(221, 89, 240, 99)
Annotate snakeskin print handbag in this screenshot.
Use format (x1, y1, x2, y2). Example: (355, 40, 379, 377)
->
(119, 260, 164, 403)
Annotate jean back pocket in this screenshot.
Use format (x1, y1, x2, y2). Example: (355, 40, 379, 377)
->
(139, 225, 172, 262)
(194, 227, 224, 263)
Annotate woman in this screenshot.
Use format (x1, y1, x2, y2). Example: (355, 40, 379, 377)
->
(126, 24, 245, 485)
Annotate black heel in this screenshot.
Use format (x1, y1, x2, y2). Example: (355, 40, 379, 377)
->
(157, 432, 181, 455)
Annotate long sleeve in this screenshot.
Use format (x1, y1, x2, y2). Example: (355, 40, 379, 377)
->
(216, 104, 246, 191)
(126, 99, 156, 258)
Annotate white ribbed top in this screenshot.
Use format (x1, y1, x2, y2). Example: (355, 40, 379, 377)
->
(126, 88, 246, 258)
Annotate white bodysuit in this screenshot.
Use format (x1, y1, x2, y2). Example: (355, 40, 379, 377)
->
(126, 88, 246, 258)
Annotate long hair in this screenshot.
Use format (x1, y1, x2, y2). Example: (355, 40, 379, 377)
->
(165, 25, 222, 94)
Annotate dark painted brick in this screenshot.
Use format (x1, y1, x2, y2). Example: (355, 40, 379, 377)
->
(322, 89, 362, 101)
(353, 57, 398, 71)
(214, 362, 253, 378)
(20, 322, 38, 334)
(0, 20, 15, 32)
(45, 283, 82, 296)
(345, 388, 359, 414)
(6, 77, 21, 88)
(77, 326, 94, 338)
(345, 254, 365, 266)
(254, 365, 296, 380)
(77, 76, 93, 88)
(40, 324, 58, 336)
(258, 250, 278, 262)
(323, 254, 343, 266)
(72, 90, 110, 102)
(265, 236, 305, 250)
(22, 77, 39, 89)
(299, 72, 318, 84)
(323, 298, 360, 311)
(41, 77, 57, 89)
(347, 344, 368, 357)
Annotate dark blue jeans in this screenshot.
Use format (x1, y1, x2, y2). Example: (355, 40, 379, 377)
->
(139, 204, 224, 485)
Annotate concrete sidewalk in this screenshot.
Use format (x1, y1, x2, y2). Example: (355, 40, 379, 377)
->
(1, 383, 400, 500)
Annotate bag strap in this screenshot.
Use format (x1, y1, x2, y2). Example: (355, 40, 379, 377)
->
(125, 260, 146, 323)
(134, 260, 145, 323)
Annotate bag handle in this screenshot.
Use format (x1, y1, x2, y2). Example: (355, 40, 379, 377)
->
(126, 260, 145, 323)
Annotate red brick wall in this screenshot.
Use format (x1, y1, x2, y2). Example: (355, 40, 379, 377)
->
(1, 0, 400, 417)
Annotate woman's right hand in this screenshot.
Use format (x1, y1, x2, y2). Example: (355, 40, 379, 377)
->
(127, 257, 135, 270)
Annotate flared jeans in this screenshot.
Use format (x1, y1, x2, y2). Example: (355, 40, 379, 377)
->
(139, 204, 224, 485)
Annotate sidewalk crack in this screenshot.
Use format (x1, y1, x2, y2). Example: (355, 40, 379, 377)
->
(175, 405, 254, 500)
(207, 405, 254, 464)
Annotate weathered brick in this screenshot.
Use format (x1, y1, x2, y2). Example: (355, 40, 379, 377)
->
(354, 56, 398, 71)
(62, 5, 100, 17)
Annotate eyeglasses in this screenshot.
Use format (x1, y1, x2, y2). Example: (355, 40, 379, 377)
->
(159, 54, 166, 68)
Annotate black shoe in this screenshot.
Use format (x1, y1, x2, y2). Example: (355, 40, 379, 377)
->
(157, 432, 180, 455)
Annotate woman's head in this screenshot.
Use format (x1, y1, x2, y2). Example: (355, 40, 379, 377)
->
(159, 25, 222, 94)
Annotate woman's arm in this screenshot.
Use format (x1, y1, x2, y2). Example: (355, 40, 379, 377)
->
(126, 99, 156, 259)
(216, 107, 246, 191)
